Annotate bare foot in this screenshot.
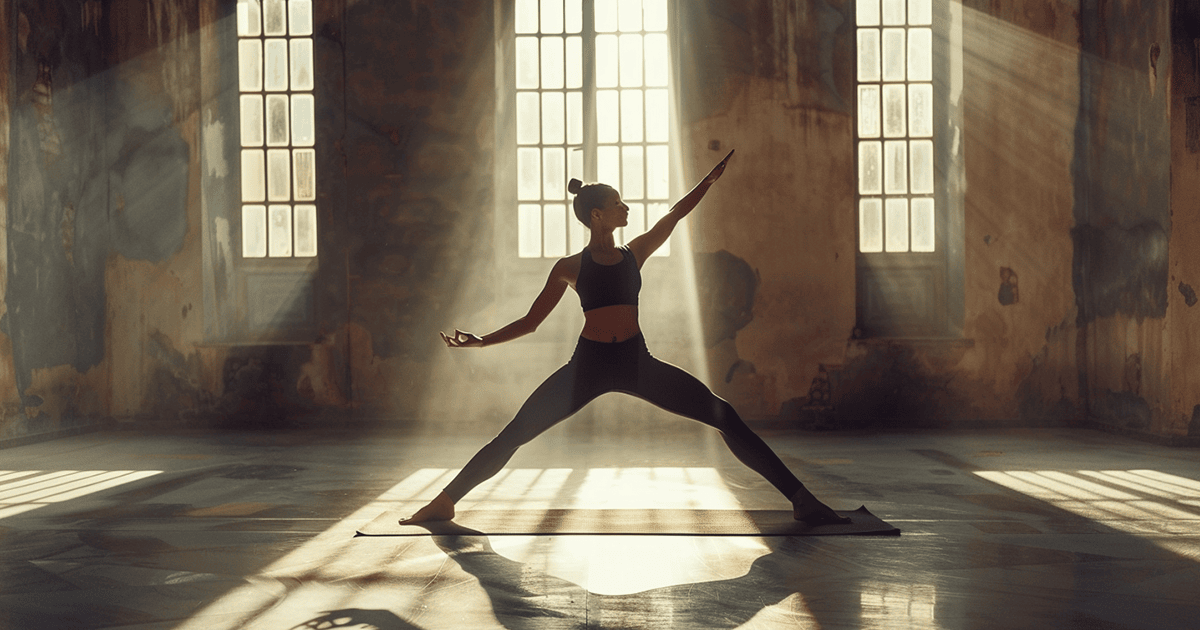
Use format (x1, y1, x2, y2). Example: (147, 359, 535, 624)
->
(399, 491, 455, 524)
(791, 486, 851, 526)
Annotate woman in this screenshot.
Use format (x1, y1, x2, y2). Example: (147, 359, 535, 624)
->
(402, 151, 848, 526)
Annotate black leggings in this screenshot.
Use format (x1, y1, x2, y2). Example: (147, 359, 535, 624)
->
(442, 333, 803, 502)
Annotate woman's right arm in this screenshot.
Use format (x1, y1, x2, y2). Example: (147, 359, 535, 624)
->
(442, 258, 571, 348)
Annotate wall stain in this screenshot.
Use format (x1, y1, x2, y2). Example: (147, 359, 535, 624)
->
(1178, 281, 1197, 306)
(695, 250, 758, 348)
(999, 267, 1019, 305)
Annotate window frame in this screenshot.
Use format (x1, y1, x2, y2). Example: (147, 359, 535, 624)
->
(853, 0, 964, 339)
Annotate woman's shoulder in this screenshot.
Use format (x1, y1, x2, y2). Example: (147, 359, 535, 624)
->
(553, 253, 583, 281)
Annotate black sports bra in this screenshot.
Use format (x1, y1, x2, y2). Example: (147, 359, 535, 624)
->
(577, 246, 641, 312)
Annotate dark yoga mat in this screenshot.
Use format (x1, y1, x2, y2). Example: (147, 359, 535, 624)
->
(356, 505, 899, 537)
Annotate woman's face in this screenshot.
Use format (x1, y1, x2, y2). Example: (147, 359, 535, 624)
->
(590, 189, 629, 230)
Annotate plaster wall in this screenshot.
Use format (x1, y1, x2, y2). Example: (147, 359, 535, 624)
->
(0, 0, 1195, 442)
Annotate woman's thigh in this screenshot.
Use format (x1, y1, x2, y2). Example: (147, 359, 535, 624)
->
(628, 352, 730, 426)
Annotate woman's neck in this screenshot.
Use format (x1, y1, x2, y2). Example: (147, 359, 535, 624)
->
(587, 229, 617, 251)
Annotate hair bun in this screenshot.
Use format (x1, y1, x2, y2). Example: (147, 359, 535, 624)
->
(567, 178, 583, 194)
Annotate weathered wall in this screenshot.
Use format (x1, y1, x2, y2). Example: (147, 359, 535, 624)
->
(676, 0, 858, 419)
(338, 0, 497, 418)
(1072, 0, 1175, 436)
(1168, 0, 1200, 438)
(0, 0, 1194, 441)
(3, 0, 200, 438)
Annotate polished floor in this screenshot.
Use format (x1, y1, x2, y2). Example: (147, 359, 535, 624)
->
(1, 419, 1198, 629)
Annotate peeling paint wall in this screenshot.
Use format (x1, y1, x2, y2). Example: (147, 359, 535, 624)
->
(1, 0, 1196, 441)
(1072, 0, 1174, 436)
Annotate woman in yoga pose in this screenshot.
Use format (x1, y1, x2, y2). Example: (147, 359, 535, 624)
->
(402, 151, 847, 526)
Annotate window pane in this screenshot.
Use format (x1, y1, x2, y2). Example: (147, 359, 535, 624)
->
(291, 93, 315, 146)
(644, 34, 669, 87)
(598, 146, 620, 188)
(647, 145, 669, 199)
(908, 28, 932, 81)
(622, 145, 644, 200)
(238, 40, 262, 92)
(644, 0, 668, 31)
(881, 0, 905, 25)
(542, 0, 564, 34)
(242, 149, 266, 202)
(882, 83, 907, 137)
(910, 139, 934, 194)
(516, 92, 540, 145)
(288, 0, 313, 36)
(293, 148, 316, 201)
(884, 140, 908, 194)
(859, 198, 883, 252)
(240, 95, 264, 147)
(542, 92, 565, 145)
(885, 198, 909, 252)
(268, 205, 293, 257)
(645, 89, 668, 142)
(566, 36, 582, 88)
(267, 149, 292, 201)
(909, 83, 933, 137)
(264, 39, 289, 91)
(516, 0, 538, 33)
(857, 0, 880, 26)
(242, 205, 267, 258)
(881, 28, 905, 82)
(290, 39, 314, 91)
(541, 37, 564, 89)
(621, 90, 643, 143)
(595, 1, 617, 32)
(596, 35, 618, 88)
(294, 204, 317, 257)
(237, 0, 261, 37)
(597, 90, 619, 143)
(266, 94, 290, 146)
(543, 148, 566, 200)
(620, 34, 643, 88)
(516, 37, 539, 89)
(856, 29, 880, 83)
(567, 92, 583, 144)
(566, 0, 582, 33)
(518, 148, 541, 200)
(858, 141, 882, 195)
(858, 85, 880, 138)
(910, 0, 933, 25)
(263, 0, 286, 35)
(911, 198, 935, 252)
(543, 204, 567, 257)
(648, 203, 670, 255)
(619, 0, 642, 31)
(625, 202, 646, 240)
(569, 146, 583, 183)
(518, 204, 542, 257)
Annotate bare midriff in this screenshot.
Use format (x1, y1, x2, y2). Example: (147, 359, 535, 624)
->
(580, 304, 641, 343)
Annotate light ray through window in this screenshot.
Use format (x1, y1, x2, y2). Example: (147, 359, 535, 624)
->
(0, 470, 163, 520)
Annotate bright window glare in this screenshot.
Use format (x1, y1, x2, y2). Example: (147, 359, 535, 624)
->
(0, 470, 162, 520)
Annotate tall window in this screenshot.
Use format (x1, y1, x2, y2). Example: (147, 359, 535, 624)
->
(856, 0, 933, 254)
(515, 0, 672, 258)
(237, 0, 318, 259)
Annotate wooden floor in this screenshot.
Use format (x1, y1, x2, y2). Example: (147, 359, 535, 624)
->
(1, 422, 1198, 629)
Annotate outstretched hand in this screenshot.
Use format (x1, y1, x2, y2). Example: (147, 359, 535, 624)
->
(703, 149, 734, 184)
(441, 329, 484, 348)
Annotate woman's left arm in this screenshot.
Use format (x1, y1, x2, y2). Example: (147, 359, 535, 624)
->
(628, 150, 733, 262)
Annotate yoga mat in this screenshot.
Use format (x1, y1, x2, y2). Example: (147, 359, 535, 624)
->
(356, 506, 898, 537)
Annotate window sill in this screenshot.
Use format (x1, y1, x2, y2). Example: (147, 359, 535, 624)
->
(849, 337, 975, 349)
